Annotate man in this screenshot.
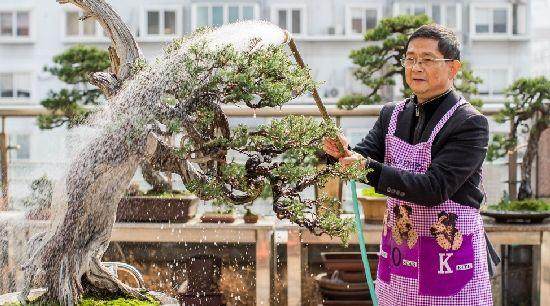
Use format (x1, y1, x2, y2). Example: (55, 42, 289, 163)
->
(324, 24, 497, 305)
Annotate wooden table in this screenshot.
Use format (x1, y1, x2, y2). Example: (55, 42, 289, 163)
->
(111, 219, 275, 305)
(3, 212, 549, 306)
(1, 213, 275, 306)
(282, 216, 550, 306)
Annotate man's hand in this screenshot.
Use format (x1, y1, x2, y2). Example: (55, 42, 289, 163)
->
(339, 152, 368, 171)
(323, 134, 352, 158)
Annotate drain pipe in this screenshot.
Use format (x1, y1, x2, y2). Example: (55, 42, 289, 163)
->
(283, 31, 379, 306)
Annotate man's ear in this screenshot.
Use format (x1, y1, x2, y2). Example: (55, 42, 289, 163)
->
(450, 60, 462, 79)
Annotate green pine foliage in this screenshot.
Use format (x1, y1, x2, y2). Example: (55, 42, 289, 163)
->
(38, 45, 110, 128)
(488, 76, 550, 161)
(156, 37, 366, 242)
(338, 15, 483, 110)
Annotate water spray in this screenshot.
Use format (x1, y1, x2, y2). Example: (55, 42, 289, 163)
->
(283, 30, 379, 306)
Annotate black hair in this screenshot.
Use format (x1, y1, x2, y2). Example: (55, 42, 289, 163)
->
(406, 24, 461, 60)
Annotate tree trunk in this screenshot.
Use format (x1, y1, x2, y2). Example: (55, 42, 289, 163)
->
(21, 131, 159, 304)
(19, 0, 153, 304)
(140, 160, 171, 193)
(518, 118, 548, 200)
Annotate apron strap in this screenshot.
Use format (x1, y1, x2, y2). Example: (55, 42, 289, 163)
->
(427, 98, 468, 144)
(387, 100, 407, 136)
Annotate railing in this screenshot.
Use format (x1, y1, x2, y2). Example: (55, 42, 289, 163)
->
(0, 103, 504, 118)
(0, 103, 507, 210)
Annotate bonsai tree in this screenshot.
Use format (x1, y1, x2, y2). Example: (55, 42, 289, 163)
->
(487, 76, 550, 200)
(38, 45, 110, 128)
(19, 0, 365, 304)
(39, 45, 174, 194)
(338, 14, 483, 110)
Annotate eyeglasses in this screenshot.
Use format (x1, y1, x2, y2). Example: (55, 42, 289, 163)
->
(400, 57, 455, 68)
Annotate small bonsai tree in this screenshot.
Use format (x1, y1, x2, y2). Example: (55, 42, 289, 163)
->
(38, 44, 110, 128)
(487, 76, 550, 200)
(20, 1, 366, 304)
(338, 15, 483, 110)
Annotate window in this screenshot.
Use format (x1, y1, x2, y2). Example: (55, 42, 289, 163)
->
(65, 11, 104, 38)
(473, 6, 510, 35)
(0, 73, 31, 99)
(145, 9, 178, 35)
(398, 3, 427, 16)
(9, 134, 30, 160)
(192, 4, 258, 30)
(445, 5, 457, 29)
(0, 10, 30, 39)
(476, 68, 510, 96)
(394, 3, 461, 31)
(273, 7, 305, 35)
(347, 6, 379, 35)
(140, 6, 182, 39)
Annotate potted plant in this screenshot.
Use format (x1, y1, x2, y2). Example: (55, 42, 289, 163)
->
(116, 182, 199, 223)
(482, 194, 550, 223)
(200, 200, 236, 223)
(487, 77, 549, 200)
(357, 187, 387, 222)
(243, 207, 259, 224)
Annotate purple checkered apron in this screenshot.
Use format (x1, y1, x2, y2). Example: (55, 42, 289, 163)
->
(375, 98, 493, 306)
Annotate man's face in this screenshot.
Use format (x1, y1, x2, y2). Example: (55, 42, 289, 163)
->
(404, 38, 460, 100)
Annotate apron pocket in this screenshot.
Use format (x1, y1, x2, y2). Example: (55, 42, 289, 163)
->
(389, 238, 419, 279)
(377, 230, 391, 283)
(418, 234, 474, 296)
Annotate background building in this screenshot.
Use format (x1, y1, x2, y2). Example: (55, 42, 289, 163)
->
(0, 0, 539, 208)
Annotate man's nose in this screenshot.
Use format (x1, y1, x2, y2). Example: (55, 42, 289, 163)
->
(412, 62, 424, 72)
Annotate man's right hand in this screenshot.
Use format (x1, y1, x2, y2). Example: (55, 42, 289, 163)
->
(322, 134, 352, 158)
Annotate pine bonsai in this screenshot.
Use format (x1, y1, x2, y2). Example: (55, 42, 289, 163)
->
(487, 76, 550, 200)
(19, 0, 366, 304)
(338, 14, 483, 110)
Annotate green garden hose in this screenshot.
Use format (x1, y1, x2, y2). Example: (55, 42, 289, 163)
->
(350, 180, 379, 305)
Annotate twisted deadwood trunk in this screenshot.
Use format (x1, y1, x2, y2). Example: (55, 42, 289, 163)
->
(517, 116, 548, 200)
(19, 0, 159, 304)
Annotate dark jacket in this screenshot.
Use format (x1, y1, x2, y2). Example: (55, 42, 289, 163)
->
(352, 90, 489, 209)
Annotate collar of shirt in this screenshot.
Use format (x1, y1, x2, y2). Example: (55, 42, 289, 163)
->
(412, 89, 453, 117)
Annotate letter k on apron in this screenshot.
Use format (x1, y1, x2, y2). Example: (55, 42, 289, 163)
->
(375, 99, 493, 305)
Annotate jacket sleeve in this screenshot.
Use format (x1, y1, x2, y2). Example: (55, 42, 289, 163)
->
(372, 114, 489, 206)
(348, 104, 391, 186)
(325, 104, 390, 166)
(351, 104, 389, 163)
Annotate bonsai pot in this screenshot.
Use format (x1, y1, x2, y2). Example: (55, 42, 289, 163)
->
(319, 288, 371, 301)
(321, 252, 378, 277)
(116, 195, 198, 223)
(481, 210, 550, 223)
(357, 196, 387, 222)
(200, 213, 235, 223)
(338, 270, 369, 283)
(315, 273, 369, 291)
(243, 213, 259, 224)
